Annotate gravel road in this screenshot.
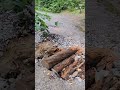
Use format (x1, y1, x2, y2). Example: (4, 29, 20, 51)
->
(35, 11, 85, 48)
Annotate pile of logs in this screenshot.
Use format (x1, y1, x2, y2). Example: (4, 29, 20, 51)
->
(41, 46, 85, 80)
(36, 41, 120, 89)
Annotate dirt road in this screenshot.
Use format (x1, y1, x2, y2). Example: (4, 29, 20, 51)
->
(35, 11, 85, 48)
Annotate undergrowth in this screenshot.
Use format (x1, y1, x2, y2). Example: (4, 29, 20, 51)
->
(36, 0, 85, 13)
(35, 11, 50, 37)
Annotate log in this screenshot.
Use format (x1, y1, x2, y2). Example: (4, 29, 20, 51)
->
(70, 71, 79, 78)
(68, 60, 85, 76)
(52, 48, 84, 73)
(76, 47, 85, 55)
(41, 48, 78, 69)
(70, 63, 85, 79)
(60, 60, 79, 80)
(53, 55, 75, 73)
(61, 60, 85, 80)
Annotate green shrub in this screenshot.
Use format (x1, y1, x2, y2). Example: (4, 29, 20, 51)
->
(35, 12, 51, 37)
(36, 0, 85, 13)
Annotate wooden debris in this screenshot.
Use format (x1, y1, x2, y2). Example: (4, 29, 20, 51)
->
(35, 41, 59, 59)
(77, 65, 85, 79)
(53, 55, 75, 73)
(39, 44, 85, 80)
(61, 60, 79, 80)
(70, 71, 79, 78)
(41, 48, 78, 69)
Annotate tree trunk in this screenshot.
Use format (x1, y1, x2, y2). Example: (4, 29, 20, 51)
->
(41, 48, 78, 69)
(53, 55, 75, 73)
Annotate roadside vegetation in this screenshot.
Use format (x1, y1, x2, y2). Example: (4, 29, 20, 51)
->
(35, 0, 85, 36)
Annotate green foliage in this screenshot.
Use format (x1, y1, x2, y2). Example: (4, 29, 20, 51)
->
(36, 0, 85, 13)
(35, 0, 51, 37)
(35, 11, 51, 37)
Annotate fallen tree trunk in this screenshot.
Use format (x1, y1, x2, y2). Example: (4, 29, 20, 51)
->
(41, 48, 78, 69)
(53, 55, 75, 73)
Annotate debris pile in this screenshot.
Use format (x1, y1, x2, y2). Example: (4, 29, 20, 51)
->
(36, 41, 85, 80)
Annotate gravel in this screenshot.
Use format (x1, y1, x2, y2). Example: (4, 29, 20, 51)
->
(35, 11, 85, 48)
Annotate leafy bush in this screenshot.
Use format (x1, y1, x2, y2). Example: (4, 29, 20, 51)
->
(36, 0, 85, 13)
(35, 9, 51, 37)
(35, 0, 52, 37)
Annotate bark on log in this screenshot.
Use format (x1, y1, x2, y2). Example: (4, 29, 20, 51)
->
(52, 47, 84, 73)
(53, 55, 75, 73)
(41, 48, 78, 69)
(60, 60, 79, 80)
(61, 60, 85, 80)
